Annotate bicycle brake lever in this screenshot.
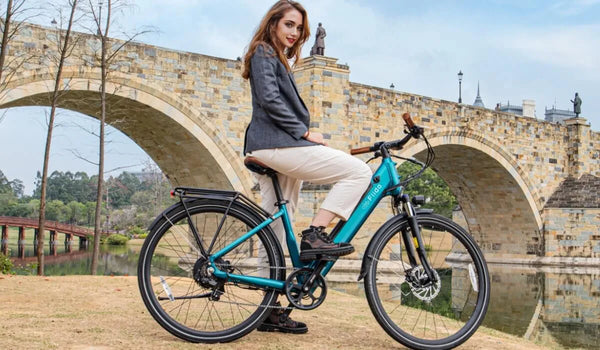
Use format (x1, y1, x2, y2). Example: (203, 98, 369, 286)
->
(366, 151, 382, 163)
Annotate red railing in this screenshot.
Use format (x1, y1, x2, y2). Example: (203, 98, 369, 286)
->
(0, 216, 112, 237)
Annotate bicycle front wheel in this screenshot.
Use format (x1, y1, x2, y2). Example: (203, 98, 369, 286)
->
(138, 198, 284, 343)
(364, 213, 490, 350)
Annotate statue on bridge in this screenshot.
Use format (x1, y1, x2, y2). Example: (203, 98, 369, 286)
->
(570, 92, 582, 117)
(310, 23, 326, 56)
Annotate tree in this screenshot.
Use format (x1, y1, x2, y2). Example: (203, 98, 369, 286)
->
(0, 0, 38, 92)
(37, 0, 80, 276)
(9, 178, 23, 198)
(0, 169, 11, 194)
(66, 200, 86, 224)
(45, 199, 66, 222)
(0, 0, 39, 125)
(397, 162, 458, 218)
(86, 0, 150, 275)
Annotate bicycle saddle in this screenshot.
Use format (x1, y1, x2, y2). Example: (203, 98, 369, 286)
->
(244, 157, 276, 175)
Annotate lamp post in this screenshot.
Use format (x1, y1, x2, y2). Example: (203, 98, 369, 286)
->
(457, 70, 463, 104)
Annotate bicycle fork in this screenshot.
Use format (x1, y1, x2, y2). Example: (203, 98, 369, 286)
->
(399, 194, 437, 285)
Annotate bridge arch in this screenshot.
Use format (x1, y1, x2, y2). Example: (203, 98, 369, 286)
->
(0, 68, 254, 195)
(402, 129, 543, 257)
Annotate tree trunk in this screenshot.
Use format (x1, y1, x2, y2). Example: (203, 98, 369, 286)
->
(37, 0, 79, 276)
(91, 0, 111, 275)
(0, 0, 13, 86)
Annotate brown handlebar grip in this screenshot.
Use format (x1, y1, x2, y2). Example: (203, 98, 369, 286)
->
(350, 147, 372, 155)
(402, 112, 415, 128)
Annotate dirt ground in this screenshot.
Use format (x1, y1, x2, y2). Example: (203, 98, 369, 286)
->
(0, 275, 552, 350)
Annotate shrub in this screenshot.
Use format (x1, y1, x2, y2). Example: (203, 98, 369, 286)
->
(128, 226, 148, 238)
(0, 252, 14, 274)
(105, 233, 129, 245)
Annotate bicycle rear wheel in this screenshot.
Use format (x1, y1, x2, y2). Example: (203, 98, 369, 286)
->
(364, 213, 490, 350)
(138, 198, 284, 343)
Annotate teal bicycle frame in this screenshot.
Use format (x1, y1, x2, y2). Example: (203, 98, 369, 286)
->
(208, 155, 403, 291)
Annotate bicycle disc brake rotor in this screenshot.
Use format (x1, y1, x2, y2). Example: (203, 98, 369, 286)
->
(406, 266, 441, 302)
(284, 268, 327, 310)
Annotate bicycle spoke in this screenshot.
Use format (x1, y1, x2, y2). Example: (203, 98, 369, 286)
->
(366, 215, 489, 347)
(139, 199, 281, 341)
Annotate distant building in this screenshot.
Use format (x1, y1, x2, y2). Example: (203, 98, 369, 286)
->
(498, 99, 536, 118)
(544, 106, 575, 124)
(473, 82, 485, 108)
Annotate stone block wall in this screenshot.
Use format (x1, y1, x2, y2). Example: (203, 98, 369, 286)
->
(4, 23, 600, 260)
(543, 208, 600, 258)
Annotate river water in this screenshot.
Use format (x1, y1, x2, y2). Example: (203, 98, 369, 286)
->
(5, 240, 599, 349)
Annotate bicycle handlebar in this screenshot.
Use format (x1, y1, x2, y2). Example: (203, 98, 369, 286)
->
(402, 112, 415, 128)
(349, 112, 421, 155)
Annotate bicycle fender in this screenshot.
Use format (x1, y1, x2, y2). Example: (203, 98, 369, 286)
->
(357, 209, 434, 281)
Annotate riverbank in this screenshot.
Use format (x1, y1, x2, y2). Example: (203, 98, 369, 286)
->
(0, 275, 551, 349)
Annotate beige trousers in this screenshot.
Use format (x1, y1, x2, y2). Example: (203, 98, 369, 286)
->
(249, 145, 372, 251)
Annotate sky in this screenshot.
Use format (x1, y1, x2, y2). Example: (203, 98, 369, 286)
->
(1, 0, 599, 195)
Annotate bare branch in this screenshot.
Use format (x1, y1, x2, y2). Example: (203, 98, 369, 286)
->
(105, 162, 145, 174)
(69, 148, 99, 166)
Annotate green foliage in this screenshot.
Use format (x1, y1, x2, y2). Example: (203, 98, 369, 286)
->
(13, 262, 37, 275)
(1, 168, 176, 230)
(66, 201, 87, 224)
(46, 199, 67, 222)
(397, 162, 458, 218)
(33, 171, 96, 204)
(105, 234, 128, 245)
(0, 252, 14, 274)
(128, 226, 148, 238)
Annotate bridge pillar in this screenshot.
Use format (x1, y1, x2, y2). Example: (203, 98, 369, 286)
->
(1, 225, 7, 256)
(17, 226, 25, 259)
(49, 230, 57, 256)
(293, 56, 351, 150)
(79, 236, 88, 250)
(33, 228, 39, 254)
(565, 117, 591, 178)
(65, 234, 73, 253)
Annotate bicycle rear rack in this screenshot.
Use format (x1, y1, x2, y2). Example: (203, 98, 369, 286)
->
(172, 187, 272, 219)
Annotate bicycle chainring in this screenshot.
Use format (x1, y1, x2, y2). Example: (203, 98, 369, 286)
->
(284, 268, 327, 310)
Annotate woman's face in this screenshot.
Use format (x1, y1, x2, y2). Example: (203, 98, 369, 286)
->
(275, 8, 303, 50)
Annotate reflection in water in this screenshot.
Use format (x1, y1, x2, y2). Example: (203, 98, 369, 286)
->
(7, 241, 138, 276)
(331, 265, 600, 350)
(7, 239, 600, 349)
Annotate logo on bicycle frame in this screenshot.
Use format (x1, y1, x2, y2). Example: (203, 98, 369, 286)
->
(361, 183, 383, 210)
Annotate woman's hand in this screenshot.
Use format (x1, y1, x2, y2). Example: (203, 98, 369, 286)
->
(304, 131, 327, 146)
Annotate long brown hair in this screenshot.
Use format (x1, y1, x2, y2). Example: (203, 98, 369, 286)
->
(242, 0, 310, 79)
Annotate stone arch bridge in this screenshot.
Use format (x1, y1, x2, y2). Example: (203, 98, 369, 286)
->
(2, 23, 599, 263)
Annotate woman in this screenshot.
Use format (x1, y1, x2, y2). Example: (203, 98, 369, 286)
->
(242, 0, 372, 334)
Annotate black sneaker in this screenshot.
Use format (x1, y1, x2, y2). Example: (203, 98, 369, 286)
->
(257, 302, 308, 334)
(299, 226, 354, 262)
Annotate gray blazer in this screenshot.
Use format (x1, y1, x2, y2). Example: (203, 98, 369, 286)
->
(243, 44, 315, 155)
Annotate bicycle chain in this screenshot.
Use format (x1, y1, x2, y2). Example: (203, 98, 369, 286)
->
(209, 299, 295, 310)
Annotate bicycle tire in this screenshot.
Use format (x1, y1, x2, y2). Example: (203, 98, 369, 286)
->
(138, 198, 284, 343)
(364, 213, 490, 350)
